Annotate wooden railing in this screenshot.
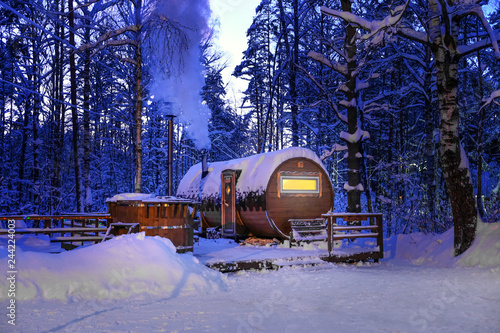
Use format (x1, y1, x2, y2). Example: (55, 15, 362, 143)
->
(321, 212, 384, 261)
(0, 214, 113, 249)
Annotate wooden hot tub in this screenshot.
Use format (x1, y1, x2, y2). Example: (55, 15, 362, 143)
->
(106, 193, 197, 253)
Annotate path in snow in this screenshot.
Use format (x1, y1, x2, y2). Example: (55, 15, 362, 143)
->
(10, 261, 500, 333)
(2, 222, 500, 332)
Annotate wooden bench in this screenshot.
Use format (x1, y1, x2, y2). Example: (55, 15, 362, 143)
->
(289, 218, 327, 247)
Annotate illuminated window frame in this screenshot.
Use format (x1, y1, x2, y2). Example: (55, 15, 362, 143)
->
(280, 175, 320, 195)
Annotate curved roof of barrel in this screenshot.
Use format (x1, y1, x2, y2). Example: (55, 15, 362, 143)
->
(176, 147, 326, 201)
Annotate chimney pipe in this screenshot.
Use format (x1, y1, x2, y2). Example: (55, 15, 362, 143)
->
(167, 115, 175, 196)
(201, 150, 208, 179)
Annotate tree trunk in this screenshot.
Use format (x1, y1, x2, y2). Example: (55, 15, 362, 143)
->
(431, 11, 477, 256)
(50, 0, 64, 214)
(31, 28, 41, 213)
(83, 9, 92, 211)
(475, 24, 486, 219)
(18, 95, 30, 210)
(291, 0, 299, 147)
(341, 0, 362, 214)
(423, 45, 436, 225)
(133, 0, 143, 193)
(69, 0, 82, 211)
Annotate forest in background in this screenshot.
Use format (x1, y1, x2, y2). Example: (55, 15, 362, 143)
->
(0, 0, 499, 240)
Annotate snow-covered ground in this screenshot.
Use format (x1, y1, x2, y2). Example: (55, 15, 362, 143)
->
(1, 222, 499, 332)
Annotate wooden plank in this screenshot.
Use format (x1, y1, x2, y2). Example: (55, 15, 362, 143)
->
(321, 251, 381, 263)
(332, 232, 379, 240)
(322, 213, 383, 218)
(343, 215, 368, 221)
(205, 251, 382, 273)
(0, 214, 111, 220)
(332, 225, 378, 231)
(50, 236, 112, 242)
(43, 227, 106, 233)
(0, 227, 107, 235)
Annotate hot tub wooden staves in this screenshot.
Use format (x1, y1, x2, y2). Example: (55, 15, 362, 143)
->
(177, 147, 334, 239)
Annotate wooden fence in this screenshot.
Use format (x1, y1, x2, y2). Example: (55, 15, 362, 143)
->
(322, 212, 384, 262)
(0, 214, 112, 249)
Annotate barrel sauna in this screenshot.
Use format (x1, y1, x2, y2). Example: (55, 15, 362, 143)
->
(106, 194, 197, 253)
(176, 147, 334, 239)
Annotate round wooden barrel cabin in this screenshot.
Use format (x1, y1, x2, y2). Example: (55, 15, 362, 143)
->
(176, 147, 334, 239)
(106, 193, 197, 253)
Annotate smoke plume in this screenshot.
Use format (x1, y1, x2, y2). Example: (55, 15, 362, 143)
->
(148, 0, 212, 150)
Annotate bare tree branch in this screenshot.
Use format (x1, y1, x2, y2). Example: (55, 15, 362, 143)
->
(296, 62, 348, 124)
(75, 0, 101, 11)
(480, 90, 500, 110)
(458, 30, 500, 58)
(77, 24, 140, 53)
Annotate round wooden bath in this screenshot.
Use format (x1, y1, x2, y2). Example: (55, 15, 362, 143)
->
(106, 194, 197, 253)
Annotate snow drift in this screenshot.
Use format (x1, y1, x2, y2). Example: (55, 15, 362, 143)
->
(386, 221, 500, 268)
(0, 233, 225, 301)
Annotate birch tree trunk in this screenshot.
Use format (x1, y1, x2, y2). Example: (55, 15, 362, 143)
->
(429, 0, 477, 255)
(313, 0, 496, 254)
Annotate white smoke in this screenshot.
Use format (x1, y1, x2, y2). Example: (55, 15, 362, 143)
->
(148, 0, 212, 150)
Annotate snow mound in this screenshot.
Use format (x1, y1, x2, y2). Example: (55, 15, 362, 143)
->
(0, 233, 225, 301)
(458, 222, 500, 268)
(390, 221, 500, 268)
(0, 233, 60, 253)
(393, 228, 455, 266)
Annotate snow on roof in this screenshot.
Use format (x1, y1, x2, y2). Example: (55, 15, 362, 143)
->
(106, 193, 195, 204)
(176, 147, 326, 201)
(106, 193, 155, 202)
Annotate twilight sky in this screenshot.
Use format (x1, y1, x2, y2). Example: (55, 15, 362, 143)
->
(208, 0, 499, 109)
(210, 0, 261, 109)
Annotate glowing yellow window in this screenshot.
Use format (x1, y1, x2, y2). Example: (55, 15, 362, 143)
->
(281, 176, 319, 194)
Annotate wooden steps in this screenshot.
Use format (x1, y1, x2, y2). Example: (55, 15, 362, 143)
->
(204, 252, 381, 273)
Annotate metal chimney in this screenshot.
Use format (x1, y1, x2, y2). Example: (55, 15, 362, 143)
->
(201, 150, 209, 179)
(167, 115, 175, 196)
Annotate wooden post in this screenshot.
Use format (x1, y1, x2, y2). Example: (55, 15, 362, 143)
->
(328, 215, 333, 257)
(377, 214, 384, 258)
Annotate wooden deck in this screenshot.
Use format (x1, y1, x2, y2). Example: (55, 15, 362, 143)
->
(1, 212, 384, 267)
(205, 251, 382, 273)
(0, 214, 113, 250)
(201, 212, 384, 272)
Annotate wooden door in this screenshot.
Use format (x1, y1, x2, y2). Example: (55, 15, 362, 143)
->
(221, 170, 236, 237)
